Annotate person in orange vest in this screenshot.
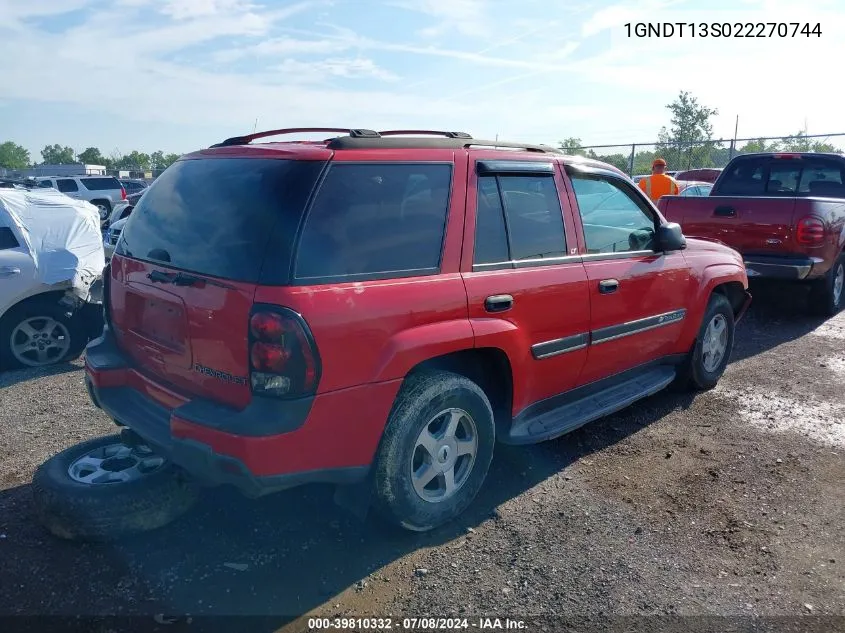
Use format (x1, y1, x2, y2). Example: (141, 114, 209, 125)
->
(638, 158, 680, 203)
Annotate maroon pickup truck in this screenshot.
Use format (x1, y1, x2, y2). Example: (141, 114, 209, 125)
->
(658, 152, 845, 315)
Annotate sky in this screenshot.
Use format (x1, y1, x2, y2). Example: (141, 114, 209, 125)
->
(1, 0, 844, 160)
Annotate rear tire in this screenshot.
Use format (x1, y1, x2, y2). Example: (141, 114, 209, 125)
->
(372, 371, 495, 532)
(674, 293, 735, 392)
(32, 434, 199, 541)
(809, 255, 844, 317)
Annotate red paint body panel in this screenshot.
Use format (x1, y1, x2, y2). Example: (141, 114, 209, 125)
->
(577, 253, 691, 385)
(170, 379, 402, 475)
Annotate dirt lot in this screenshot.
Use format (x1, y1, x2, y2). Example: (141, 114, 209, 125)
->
(0, 284, 843, 633)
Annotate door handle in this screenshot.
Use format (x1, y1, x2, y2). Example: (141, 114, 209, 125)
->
(599, 279, 619, 294)
(0, 266, 21, 277)
(484, 294, 513, 313)
(714, 206, 736, 217)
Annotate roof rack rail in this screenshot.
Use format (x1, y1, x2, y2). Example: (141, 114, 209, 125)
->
(326, 136, 561, 154)
(378, 130, 473, 139)
(210, 127, 380, 148)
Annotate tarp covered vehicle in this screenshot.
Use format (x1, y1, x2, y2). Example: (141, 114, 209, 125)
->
(0, 188, 105, 369)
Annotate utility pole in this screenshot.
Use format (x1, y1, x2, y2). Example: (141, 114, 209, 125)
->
(253, 117, 259, 133)
(730, 115, 739, 160)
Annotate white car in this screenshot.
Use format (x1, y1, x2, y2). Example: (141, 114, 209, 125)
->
(0, 189, 105, 369)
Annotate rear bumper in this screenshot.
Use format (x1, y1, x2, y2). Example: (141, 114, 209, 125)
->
(743, 255, 823, 281)
(84, 331, 381, 497)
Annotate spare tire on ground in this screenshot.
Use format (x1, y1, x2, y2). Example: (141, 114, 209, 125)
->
(32, 434, 199, 541)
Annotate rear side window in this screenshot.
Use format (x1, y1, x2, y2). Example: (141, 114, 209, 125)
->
(718, 159, 766, 195)
(473, 174, 567, 266)
(798, 161, 845, 196)
(294, 163, 452, 282)
(117, 158, 325, 283)
(0, 226, 20, 250)
(81, 177, 121, 191)
(56, 179, 78, 193)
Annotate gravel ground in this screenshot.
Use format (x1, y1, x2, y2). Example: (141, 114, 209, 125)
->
(0, 284, 843, 633)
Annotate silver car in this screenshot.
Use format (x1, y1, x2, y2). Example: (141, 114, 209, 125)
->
(35, 176, 126, 224)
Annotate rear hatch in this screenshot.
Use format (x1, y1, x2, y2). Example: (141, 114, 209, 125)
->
(108, 151, 328, 408)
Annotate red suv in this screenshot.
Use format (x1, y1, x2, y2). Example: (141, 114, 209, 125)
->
(80, 128, 751, 532)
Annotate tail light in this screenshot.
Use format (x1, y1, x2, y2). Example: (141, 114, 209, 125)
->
(796, 216, 826, 245)
(248, 305, 321, 399)
(121, 188, 127, 200)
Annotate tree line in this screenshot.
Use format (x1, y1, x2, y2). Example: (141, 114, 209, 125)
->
(560, 91, 843, 175)
(0, 142, 181, 172)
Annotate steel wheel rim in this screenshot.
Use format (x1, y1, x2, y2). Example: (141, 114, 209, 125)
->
(68, 442, 166, 485)
(410, 407, 478, 503)
(702, 313, 728, 373)
(10, 316, 71, 367)
(833, 263, 844, 306)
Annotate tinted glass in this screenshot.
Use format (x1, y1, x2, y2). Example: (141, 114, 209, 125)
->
(798, 160, 845, 196)
(571, 174, 656, 254)
(117, 158, 325, 283)
(35, 180, 52, 188)
(474, 176, 510, 264)
(718, 158, 766, 195)
(498, 175, 566, 260)
(295, 163, 452, 281)
(0, 226, 20, 250)
(81, 177, 121, 191)
(767, 162, 801, 193)
(56, 179, 78, 193)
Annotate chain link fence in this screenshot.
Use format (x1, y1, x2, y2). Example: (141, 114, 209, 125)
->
(565, 133, 845, 177)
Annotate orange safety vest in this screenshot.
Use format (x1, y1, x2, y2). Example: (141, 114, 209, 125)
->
(639, 174, 679, 203)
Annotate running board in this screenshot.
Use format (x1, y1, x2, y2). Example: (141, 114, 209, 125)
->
(505, 366, 677, 445)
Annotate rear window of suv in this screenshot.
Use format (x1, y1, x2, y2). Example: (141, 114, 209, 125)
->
(294, 163, 452, 283)
(116, 158, 325, 283)
(81, 177, 122, 190)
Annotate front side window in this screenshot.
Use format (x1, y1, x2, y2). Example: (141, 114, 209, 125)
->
(295, 163, 452, 281)
(473, 174, 567, 265)
(570, 174, 656, 254)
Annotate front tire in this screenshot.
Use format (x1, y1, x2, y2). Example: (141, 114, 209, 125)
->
(32, 434, 199, 541)
(809, 255, 844, 317)
(676, 293, 735, 392)
(372, 371, 495, 532)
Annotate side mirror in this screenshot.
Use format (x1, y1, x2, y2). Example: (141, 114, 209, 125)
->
(656, 222, 687, 252)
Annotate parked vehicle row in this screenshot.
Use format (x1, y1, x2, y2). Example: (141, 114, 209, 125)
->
(11, 131, 845, 541)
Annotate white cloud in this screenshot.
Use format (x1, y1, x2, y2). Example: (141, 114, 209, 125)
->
(390, 0, 489, 37)
(274, 57, 400, 82)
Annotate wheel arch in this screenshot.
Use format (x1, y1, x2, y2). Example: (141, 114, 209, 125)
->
(403, 347, 514, 440)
